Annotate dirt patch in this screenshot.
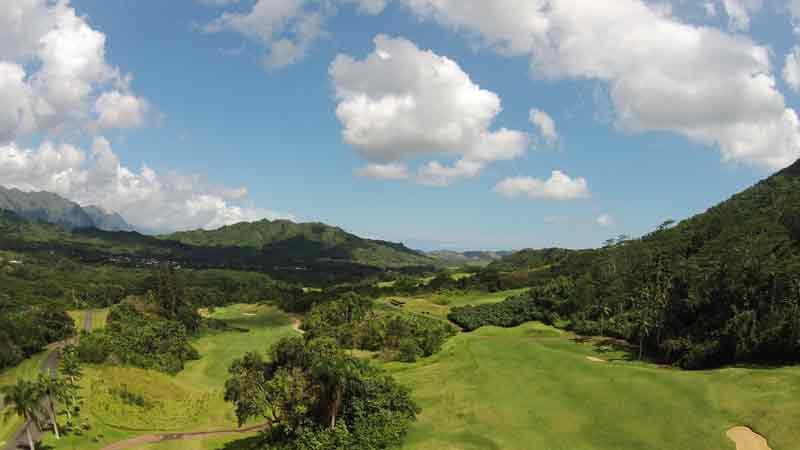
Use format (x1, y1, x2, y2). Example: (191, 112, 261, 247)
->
(586, 356, 607, 363)
(292, 318, 304, 334)
(726, 427, 772, 450)
(101, 423, 269, 450)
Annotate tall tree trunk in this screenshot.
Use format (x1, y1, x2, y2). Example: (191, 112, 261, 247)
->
(25, 421, 35, 450)
(639, 335, 644, 361)
(329, 386, 343, 430)
(48, 398, 60, 439)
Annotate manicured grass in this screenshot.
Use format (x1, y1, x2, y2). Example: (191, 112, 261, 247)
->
(378, 289, 527, 321)
(43, 304, 296, 450)
(0, 352, 48, 447)
(67, 308, 110, 331)
(385, 322, 800, 450)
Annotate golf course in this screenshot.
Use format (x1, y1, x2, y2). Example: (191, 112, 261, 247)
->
(0, 291, 786, 450)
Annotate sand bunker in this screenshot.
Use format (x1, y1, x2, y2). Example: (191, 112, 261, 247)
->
(726, 427, 772, 450)
(242, 313, 257, 316)
(586, 356, 607, 363)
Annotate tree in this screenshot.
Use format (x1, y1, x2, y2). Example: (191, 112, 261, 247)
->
(37, 374, 65, 439)
(1, 379, 44, 450)
(59, 345, 83, 413)
(313, 357, 362, 430)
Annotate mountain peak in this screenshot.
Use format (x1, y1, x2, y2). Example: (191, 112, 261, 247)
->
(776, 158, 800, 177)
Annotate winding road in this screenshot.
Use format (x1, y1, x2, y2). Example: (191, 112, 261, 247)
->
(3, 310, 93, 450)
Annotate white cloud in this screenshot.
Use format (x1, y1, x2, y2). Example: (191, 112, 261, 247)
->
(494, 171, 589, 201)
(0, 138, 292, 232)
(721, 0, 763, 31)
(93, 90, 151, 130)
(355, 163, 410, 180)
(330, 35, 529, 186)
(596, 213, 615, 227)
(206, 0, 387, 70)
(402, 0, 800, 171)
(529, 108, 558, 147)
(785, 47, 800, 93)
(0, 0, 150, 143)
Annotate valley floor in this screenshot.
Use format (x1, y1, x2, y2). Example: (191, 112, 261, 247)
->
(3, 293, 797, 450)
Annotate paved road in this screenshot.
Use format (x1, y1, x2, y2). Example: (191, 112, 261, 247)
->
(3, 310, 93, 450)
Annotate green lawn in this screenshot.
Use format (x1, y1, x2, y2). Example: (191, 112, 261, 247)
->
(0, 351, 48, 447)
(378, 289, 527, 321)
(385, 322, 800, 450)
(67, 308, 110, 332)
(43, 304, 297, 450)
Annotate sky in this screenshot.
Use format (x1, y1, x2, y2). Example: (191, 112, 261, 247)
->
(1, 0, 800, 250)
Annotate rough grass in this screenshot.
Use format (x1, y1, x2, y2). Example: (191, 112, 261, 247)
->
(378, 289, 527, 320)
(385, 322, 800, 450)
(42, 304, 295, 450)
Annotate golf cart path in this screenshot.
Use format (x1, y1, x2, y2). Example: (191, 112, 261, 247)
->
(727, 427, 772, 450)
(2, 310, 92, 450)
(100, 422, 269, 450)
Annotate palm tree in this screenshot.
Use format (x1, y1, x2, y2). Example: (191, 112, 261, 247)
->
(59, 345, 82, 411)
(37, 374, 65, 439)
(1, 379, 45, 450)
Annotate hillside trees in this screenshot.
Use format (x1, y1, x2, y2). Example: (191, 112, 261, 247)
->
(224, 336, 418, 450)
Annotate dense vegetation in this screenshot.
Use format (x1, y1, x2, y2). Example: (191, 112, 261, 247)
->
(224, 336, 419, 450)
(163, 219, 434, 269)
(302, 293, 457, 362)
(0, 306, 74, 370)
(452, 161, 800, 368)
(75, 269, 201, 374)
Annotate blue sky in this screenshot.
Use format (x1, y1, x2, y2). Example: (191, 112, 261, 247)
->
(2, 0, 800, 250)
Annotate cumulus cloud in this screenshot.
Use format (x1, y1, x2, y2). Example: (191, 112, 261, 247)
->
(0, 138, 292, 232)
(785, 47, 800, 93)
(529, 108, 558, 147)
(93, 90, 151, 130)
(596, 213, 615, 227)
(494, 171, 589, 200)
(330, 35, 529, 186)
(0, 0, 150, 143)
(402, 0, 800, 171)
(355, 163, 410, 180)
(792, 0, 800, 33)
(206, 0, 386, 71)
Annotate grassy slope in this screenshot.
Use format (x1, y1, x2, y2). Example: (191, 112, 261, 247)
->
(378, 289, 528, 321)
(0, 352, 48, 447)
(42, 304, 296, 450)
(386, 322, 800, 450)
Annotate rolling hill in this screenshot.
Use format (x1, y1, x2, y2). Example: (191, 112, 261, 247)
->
(162, 219, 433, 269)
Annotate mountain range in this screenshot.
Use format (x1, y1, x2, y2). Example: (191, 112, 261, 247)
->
(0, 186, 132, 232)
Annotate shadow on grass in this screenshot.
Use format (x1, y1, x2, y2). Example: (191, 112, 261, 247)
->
(572, 336, 640, 362)
(219, 436, 265, 450)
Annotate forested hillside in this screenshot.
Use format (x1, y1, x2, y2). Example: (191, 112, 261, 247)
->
(452, 160, 800, 368)
(163, 219, 433, 268)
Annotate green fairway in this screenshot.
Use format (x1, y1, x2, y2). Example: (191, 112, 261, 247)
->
(67, 308, 110, 331)
(385, 322, 800, 450)
(378, 289, 527, 320)
(43, 304, 296, 450)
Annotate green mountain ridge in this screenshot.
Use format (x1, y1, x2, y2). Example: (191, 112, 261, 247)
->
(162, 219, 433, 268)
(456, 158, 800, 368)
